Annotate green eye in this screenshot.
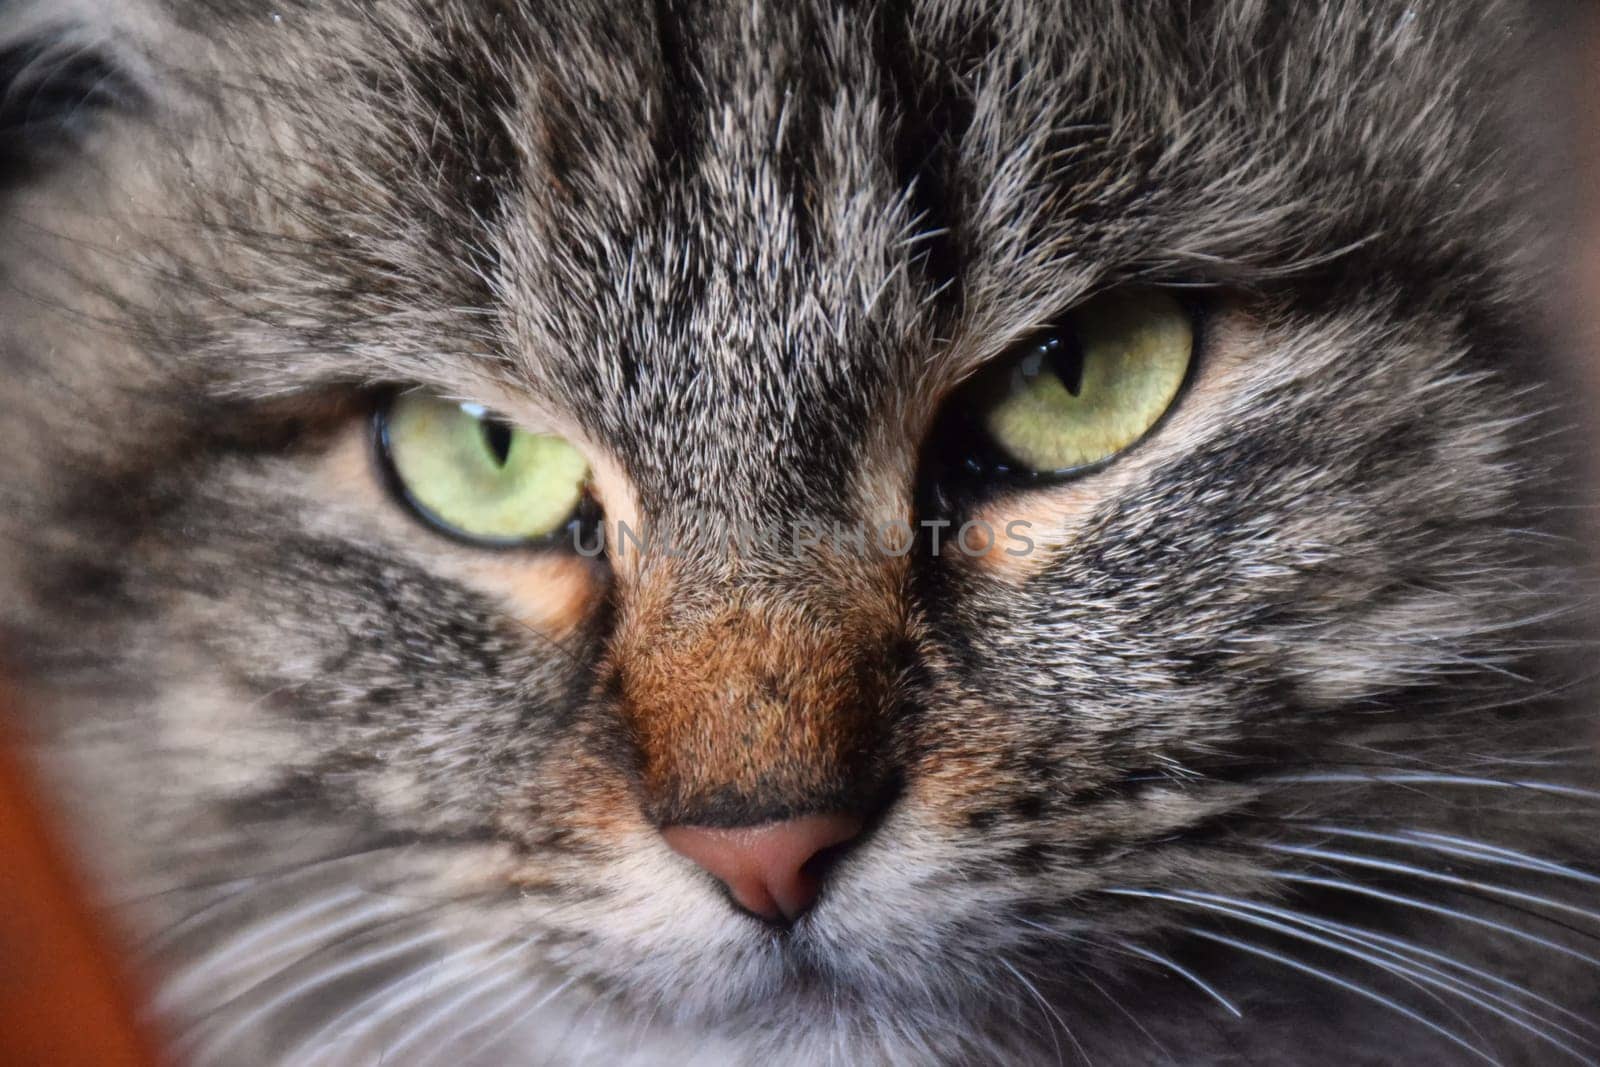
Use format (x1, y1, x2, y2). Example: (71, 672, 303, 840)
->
(377, 392, 590, 545)
(976, 290, 1193, 474)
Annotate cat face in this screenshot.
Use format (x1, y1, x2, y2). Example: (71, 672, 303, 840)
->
(2, 0, 1595, 1063)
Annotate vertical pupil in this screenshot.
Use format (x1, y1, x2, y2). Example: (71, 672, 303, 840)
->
(481, 419, 514, 466)
(1045, 333, 1085, 397)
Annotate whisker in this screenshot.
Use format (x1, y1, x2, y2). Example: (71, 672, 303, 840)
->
(1084, 975, 1175, 1063)
(123, 840, 421, 910)
(1401, 830, 1600, 887)
(1265, 844, 1600, 928)
(140, 883, 275, 953)
(1153, 889, 1600, 1059)
(1114, 942, 1243, 1018)
(1268, 773, 1600, 802)
(154, 883, 363, 964)
(998, 957, 1087, 1066)
(185, 927, 448, 1064)
(1328, 740, 1597, 771)
(1184, 928, 1502, 1065)
(1282, 825, 1600, 889)
(296, 939, 525, 1063)
(1223, 908, 1593, 1064)
(523, 973, 611, 1067)
(1221, 892, 1600, 1037)
(1270, 825, 1600, 944)
(1267, 871, 1600, 970)
(167, 895, 468, 1043)
(363, 962, 529, 1064)
(158, 893, 401, 1012)
(994, 958, 1065, 1065)
(439, 974, 581, 1067)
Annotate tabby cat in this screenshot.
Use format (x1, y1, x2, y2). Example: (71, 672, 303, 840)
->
(2, 0, 1597, 1063)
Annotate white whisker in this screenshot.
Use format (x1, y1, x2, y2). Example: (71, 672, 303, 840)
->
(1184, 927, 1501, 1065)
(416, 971, 576, 1067)
(1266, 844, 1600, 927)
(1289, 825, 1600, 890)
(1268, 871, 1600, 970)
(1219, 892, 1600, 1037)
(1289, 826, 1600, 890)
(139, 877, 271, 952)
(1084, 975, 1175, 1063)
(1155, 889, 1600, 1060)
(186, 927, 445, 1064)
(1269, 773, 1600, 802)
(1402, 830, 1600, 887)
(159, 892, 397, 1012)
(298, 939, 526, 1064)
(370, 952, 534, 1062)
(999, 957, 1089, 1066)
(1115, 942, 1243, 1018)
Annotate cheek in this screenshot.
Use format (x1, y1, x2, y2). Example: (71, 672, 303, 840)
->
(904, 717, 1031, 827)
(960, 309, 1263, 586)
(454, 554, 603, 637)
(937, 312, 1530, 731)
(147, 452, 615, 833)
(504, 733, 647, 857)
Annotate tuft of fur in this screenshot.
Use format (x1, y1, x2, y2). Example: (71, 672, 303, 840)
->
(1, 1, 1597, 1064)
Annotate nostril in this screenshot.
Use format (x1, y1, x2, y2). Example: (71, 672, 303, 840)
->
(798, 834, 857, 887)
(661, 813, 864, 924)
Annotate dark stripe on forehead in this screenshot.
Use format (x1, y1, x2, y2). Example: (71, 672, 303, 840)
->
(878, 1, 985, 325)
(651, 0, 708, 185)
(387, 11, 529, 296)
(765, 15, 828, 265)
(502, 5, 918, 522)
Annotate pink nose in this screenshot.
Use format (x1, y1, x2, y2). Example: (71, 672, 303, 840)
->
(661, 814, 864, 922)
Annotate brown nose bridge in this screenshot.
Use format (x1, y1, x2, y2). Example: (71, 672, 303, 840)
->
(615, 589, 895, 826)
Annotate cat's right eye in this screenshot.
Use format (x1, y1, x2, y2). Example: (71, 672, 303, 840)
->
(375, 392, 591, 546)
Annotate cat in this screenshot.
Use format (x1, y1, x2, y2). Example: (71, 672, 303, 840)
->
(2, 0, 1598, 1063)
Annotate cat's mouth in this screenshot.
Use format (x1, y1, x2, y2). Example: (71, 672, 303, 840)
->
(498, 800, 1225, 1025)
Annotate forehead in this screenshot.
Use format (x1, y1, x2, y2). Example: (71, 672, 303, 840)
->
(489, 3, 936, 520)
(216, 0, 1512, 515)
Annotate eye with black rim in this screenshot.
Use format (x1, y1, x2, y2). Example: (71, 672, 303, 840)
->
(373, 391, 596, 548)
(921, 288, 1198, 507)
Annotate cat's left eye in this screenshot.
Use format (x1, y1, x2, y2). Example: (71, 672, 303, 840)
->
(375, 392, 590, 546)
(960, 289, 1194, 477)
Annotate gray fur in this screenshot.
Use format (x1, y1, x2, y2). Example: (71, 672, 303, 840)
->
(1, 1, 1596, 1064)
